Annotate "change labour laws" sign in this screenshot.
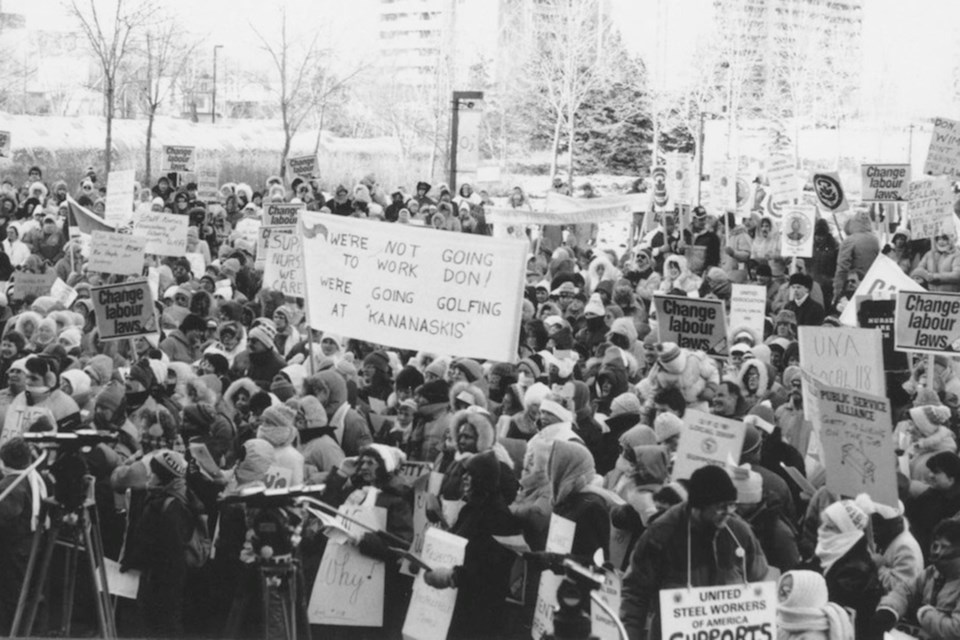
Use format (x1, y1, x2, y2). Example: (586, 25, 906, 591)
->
(161, 145, 196, 173)
(895, 290, 960, 353)
(654, 295, 728, 357)
(262, 202, 303, 228)
(659, 582, 776, 640)
(91, 280, 158, 341)
(861, 164, 910, 201)
(299, 211, 527, 362)
(287, 154, 318, 179)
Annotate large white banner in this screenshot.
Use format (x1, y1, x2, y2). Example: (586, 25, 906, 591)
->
(299, 212, 527, 362)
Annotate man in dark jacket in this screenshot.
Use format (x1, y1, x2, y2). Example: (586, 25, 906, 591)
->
(229, 324, 286, 390)
(620, 465, 768, 639)
(159, 314, 206, 364)
(783, 273, 825, 326)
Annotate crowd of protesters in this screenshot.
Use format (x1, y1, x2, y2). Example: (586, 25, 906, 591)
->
(0, 162, 956, 640)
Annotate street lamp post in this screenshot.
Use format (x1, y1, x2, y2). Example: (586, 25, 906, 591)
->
(212, 45, 223, 124)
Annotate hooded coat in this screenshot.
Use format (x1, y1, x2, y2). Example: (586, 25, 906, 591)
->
(878, 556, 960, 639)
(833, 212, 880, 300)
(549, 440, 610, 561)
(307, 370, 372, 457)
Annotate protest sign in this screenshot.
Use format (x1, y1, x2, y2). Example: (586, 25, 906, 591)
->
(924, 117, 960, 178)
(839, 253, 926, 326)
(287, 154, 319, 180)
(779, 204, 816, 258)
(12, 271, 56, 300)
(728, 284, 767, 346)
(666, 152, 694, 205)
(590, 570, 622, 640)
(894, 290, 960, 353)
(486, 203, 631, 227)
(0, 404, 54, 446)
(88, 231, 147, 276)
(91, 280, 157, 341)
(654, 295, 727, 357)
(197, 165, 220, 202)
(811, 172, 849, 213)
(659, 582, 777, 640)
(532, 514, 576, 640)
(262, 228, 305, 297)
(798, 326, 885, 422)
(262, 465, 292, 489)
(50, 278, 77, 308)
(652, 166, 669, 207)
(99, 558, 140, 600)
(104, 169, 135, 224)
(309, 505, 387, 626)
(907, 177, 954, 239)
(161, 145, 196, 173)
(299, 212, 527, 362)
(400, 472, 443, 577)
(0, 130, 10, 157)
(402, 527, 468, 640)
(262, 202, 303, 228)
(672, 410, 746, 481)
(767, 155, 799, 205)
(710, 160, 737, 211)
(816, 382, 898, 507)
(133, 211, 188, 256)
(861, 164, 910, 201)
(857, 298, 909, 372)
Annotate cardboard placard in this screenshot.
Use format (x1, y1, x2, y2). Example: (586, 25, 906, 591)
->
(88, 230, 147, 276)
(811, 172, 849, 213)
(766, 155, 799, 205)
(798, 326, 886, 422)
(263, 465, 293, 489)
(666, 152, 694, 206)
(104, 169, 135, 224)
(923, 117, 960, 178)
(590, 570, 623, 640)
(861, 164, 910, 202)
(907, 177, 954, 239)
(161, 145, 196, 173)
(779, 204, 816, 258)
(50, 278, 77, 308)
(402, 528, 468, 640)
(262, 203, 303, 228)
(299, 212, 527, 362)
(659, 582, 777, 640)
(197, 165, 220, 203)
(728, 284, 767, 346)
(856, 298, 908, 371)
(654, 295, 728, 357)
(710, 160, 737, 211)
(287, 154, 318, 180)
(894, 290, 960, 353)
(91, 280, 158, 341)
(308, 505, 387, 626)
(672, 410, 746, 481)
(133, 211, 188, 256)
(12, 271, 56, 300)
(0, 403, 55, 446)
(839, 253, 926, 326)
(262, 228, 305, 298)
(531, 514, 576, 640)
(816, 382, 898, 507)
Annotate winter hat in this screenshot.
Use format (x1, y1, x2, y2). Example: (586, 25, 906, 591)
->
(774, 309, 798, 328)
(452, 358, 483, 383)
(728, 463, 763, 505)
(688, 464, 738, 509)
(179, 314, 207, 334)
(298, 396, 328, 428)
(269, 376, 296, 402)
(788, 273, 813, 289)
(83, 354, 114, 386)
(58, 327, 82, 351)
(363, 350, 391, 374)
(523, 382, 552, 409)
(909, 405, 951, 436)
(518, 358, 542, 380)
(361, 443, 405, 474)
(778, 570, 828, 609)
(540, 398, 573, 424)
(150, 449, 187, 482)
(248, 325, 277, 350)
(60, 370, 92, 397)
(657, 342, 686, 375)
(741, 422, 762, 458)
(750, 343, 771, 365)
(914, 387, 943, 407)
(235, 439, 276, 485)
(654, 413, 684, 443)
(95, 382, 126, 414)
(2, 330, 26, 353)
(782, 366, 802, 389)
(584, 293, 605, 318)
(745, 403, 776, 435)
(854, 493, 903, 520)
(417, 379, 450, 405)
(257, 406, 298, 447)
(822, 500, 868, 535)
(395, 365, 425, 391)
(610, 392, 642, 417)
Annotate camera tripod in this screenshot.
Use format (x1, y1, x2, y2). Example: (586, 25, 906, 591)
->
(10, 482, 116, 638)
(224, 556, 312, 640)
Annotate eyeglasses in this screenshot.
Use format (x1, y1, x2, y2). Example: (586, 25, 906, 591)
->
(846, 279, 858, 285)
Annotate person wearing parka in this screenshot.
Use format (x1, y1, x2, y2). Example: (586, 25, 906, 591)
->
(620, 465, 768, 640)
(302, 370, 373, 458)
(912, 229, 960, 292)
(854, 493, 923, 595)
(548, 440, 610, 561)
(833, 211, 880, 304)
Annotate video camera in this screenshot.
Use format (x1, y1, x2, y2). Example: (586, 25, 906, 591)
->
(218, 484, 326, 508)
(525, 554, 615, 640)
(23, 430, 118, 510)
(24, 429, 118, 449)
(219, 485, 326, 560)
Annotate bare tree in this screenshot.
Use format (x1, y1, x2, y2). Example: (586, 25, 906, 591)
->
(68, 0, 157, 174)
(135, 14, 200, 181)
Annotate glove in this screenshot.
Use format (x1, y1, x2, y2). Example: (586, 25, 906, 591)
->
(917, 604, 937, 624)
(869, 608, 897, 634)
(424, 568, 456, 589)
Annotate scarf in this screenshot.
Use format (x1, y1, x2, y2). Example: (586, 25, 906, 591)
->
(2, 467, 47, 531)
(815, 529, 863, 575)
(778, 603, 853, 640)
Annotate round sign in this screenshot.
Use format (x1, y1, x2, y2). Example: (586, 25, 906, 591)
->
(736, 177, 750, 207)
(812, 173, 844, 211)
(766, 195, 784, 220)
(783, 210, 811, 249)
(652, 167, 669, 207)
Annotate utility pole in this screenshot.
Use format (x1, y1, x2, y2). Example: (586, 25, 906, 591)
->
(211, 44, 223, 124)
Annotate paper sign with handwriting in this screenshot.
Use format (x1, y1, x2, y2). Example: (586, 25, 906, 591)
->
(89, 231, 147, 276)
(402, 527, 468, 640)
(134, 211, 188, 256)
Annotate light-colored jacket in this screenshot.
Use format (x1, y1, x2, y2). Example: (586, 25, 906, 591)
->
(879, 558, 960, 639)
